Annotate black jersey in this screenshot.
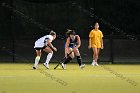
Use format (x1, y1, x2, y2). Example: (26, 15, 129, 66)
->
(69, 35, 78, 48)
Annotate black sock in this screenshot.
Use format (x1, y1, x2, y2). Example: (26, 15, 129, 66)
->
(64, 57, 72, 64)
(77, 56, 82, 66)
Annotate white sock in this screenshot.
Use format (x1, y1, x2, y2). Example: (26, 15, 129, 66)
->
(45, 53, 53, 64)
(92, 60, 95, 63)
(34, 56, 40, 67)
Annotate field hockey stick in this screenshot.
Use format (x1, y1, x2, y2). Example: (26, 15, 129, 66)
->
(46, 44, 68, 69)
(54, 44, 81, 69)
(54, 50, 73, 69)
(53, 57, 66, 69)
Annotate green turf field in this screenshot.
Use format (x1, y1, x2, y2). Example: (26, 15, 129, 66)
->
(0, 63, 140, 93)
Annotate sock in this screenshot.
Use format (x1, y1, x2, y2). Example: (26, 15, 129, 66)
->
(95, 61, 98, 64)
(64, 56, 72, 64)
(45, 53, 53, 64)
(77, 56, 82, 66)
(34, 56, 40, 67)
(93, 60, 95, 63)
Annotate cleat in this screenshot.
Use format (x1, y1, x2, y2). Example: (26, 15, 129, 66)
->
(61, 63, 66, 69)
(91, 62, 99, 66)
(43, 63, 49, 69)
(33, 66, 37, 69)
(95, 63, 99, 66)
(91, 62, 96, 66)
(80, 64, 85, 69)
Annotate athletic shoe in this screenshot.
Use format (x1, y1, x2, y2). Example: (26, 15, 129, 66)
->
(80, 64, 85, 69)
(91, 62, 99, 66)
(33, 66, 37, 69)
(95, 63, 99, 66)
(91, 62, 96, 66)
(43, 63, 49, 69)
(33, 64, 38, 69)
(61, 63, 66, 69)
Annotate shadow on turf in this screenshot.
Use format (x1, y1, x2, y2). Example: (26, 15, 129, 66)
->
(1, 91, 6, 93)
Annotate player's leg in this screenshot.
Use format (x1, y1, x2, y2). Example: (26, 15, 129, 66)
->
(74, 49, 85, 69)
(62, 48, 74, 69)
(97, 48, 100, 58)
(91, 48, 99, 66)
(33, 49, 41, 69)
(43, 46, 53, 69)
(96, 48, 100, 65)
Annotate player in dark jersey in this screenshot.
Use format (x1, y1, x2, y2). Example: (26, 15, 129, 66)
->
(62, 30, 85, 69)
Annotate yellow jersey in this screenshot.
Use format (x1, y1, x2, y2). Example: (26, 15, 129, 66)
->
(89, 29, 103, 48)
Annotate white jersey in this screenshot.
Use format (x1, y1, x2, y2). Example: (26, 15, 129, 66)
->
(34, 35, 53, 48)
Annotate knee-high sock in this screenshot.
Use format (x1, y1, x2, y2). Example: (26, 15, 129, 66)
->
(45, 53, 53, 64)
(77, 56, 82, 66)
(64, 57, 72, 64)
(34, 56, 40, 67)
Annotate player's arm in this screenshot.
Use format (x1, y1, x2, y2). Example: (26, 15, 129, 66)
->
(47, 39, 57, 51)
(101, 38, 104, 49)
(88, 37, 92, 49)
(88, 31, 93, 49)
(101, 32, 104, 49)
(65, 37, 70, 52)
(64, 37, 71, 57)
(76, 35, 81, 48)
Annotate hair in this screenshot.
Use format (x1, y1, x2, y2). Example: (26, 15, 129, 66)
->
(66, 29, 72, 38)
(49, 30, 56, 36)
(69, 30, 76, 35)
(95, 22, 99, 25)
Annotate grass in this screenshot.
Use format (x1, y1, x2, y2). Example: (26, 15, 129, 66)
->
(0, 63, 140, 93)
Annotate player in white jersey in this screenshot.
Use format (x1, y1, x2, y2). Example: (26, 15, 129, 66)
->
(33, 31, 57, 69)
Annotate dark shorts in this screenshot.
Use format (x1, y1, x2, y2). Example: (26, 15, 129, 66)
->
(64, 43, 76, 49)
(69, 45, 75, 48)
(34, 46, 47, 50)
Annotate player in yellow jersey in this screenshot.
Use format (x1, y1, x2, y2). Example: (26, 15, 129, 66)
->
(88, 22, 104, 66)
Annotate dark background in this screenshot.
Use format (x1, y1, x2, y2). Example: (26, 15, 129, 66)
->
(0, 0, 140, 63)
